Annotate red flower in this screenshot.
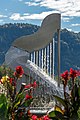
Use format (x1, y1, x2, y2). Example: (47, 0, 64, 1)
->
(27, 110, 31, 115)
(31, 81, 37, 88)
(25, 81, 37, 89)
(76, 70, 80, 76)
(61, 70, 68, 81)
(14, 66, 24, 78)
(61, 70, 69, 86)
(9, 78, 16, 86)
(25, 84, 32, 89)
(25, 94, 32, 100)
(9, 78, 13, 84)
(31, 115, 38, 120)
(69, 68, 77, 79)
(42, 115, 50, 120)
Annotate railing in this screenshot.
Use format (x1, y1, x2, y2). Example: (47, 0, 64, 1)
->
(5, 35, 62, 110)
(29, 39, 54, 79)
(5, 36, 62, 111)
(12, 13, 61, 87)
(22, 59, 63, 108)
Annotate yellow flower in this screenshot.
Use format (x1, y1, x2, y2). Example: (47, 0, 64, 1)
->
(1, 75, 9, 84)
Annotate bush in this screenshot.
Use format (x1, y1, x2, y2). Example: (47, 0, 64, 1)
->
(0, 66, 80, 120)
(48, 68, 80, 120)
(0, 65, 37, 120)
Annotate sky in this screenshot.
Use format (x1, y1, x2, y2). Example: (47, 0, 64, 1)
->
(0, 0, 80, 33)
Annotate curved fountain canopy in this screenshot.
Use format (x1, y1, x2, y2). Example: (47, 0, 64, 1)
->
(12, 13, 61, 52)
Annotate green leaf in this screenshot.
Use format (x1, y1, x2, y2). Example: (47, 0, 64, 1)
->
(71, 84, 78, 98)
(0, 103, 3, 108)
(21, 98, 33, 107)
(13, 92, 25, 110)
(49, 110, 64, 119)
(0, 94, 7, 104)
(13, 100, 20, 109)
(53, 95, 67, 107)
(15, 92, 25, 103)
(0, 94, 8, 119)
(78, 86, 80, 97)
(48, 111, 56, 118)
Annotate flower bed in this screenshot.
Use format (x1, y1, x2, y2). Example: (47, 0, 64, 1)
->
(0, 65, 37, 119)
(0, 65, 80, 120)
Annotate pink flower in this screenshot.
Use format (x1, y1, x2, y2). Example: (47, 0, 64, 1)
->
(31, 115, 38, 120)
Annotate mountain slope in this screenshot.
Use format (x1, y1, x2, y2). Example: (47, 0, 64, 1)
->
(0, 23, 80, 73)
(0, 23, 39, 64)
(60, 29, 80, 72)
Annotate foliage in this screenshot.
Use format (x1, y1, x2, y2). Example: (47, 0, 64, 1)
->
(0, 65, 80, 120)
(48, 68, 80, 120)
(0, 65, 37, 120)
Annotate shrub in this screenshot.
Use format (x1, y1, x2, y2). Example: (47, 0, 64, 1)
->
(48, 68, 80, 120)
(0, 65, 37, 120)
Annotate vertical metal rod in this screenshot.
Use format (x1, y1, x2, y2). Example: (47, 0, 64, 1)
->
(38, 51, 40, 67)
(47, 45, 49, 75)
(49, 42, 52, 77)
(57, 29, 60, 87)
(29, 53, 31, 61)
(34, 51, 35, 64)
(39, 50, 42, 68)
(35, 51, 36, 64)
(44, 47, 47, 73)
(36, 51, 39, 66)
(41, 49, 44, 70)
(38, 51, 39, 66)
(46, 47, 48, 73)
(53, 38, 54, 80)
(43, 48, 45, 71)
(51, 40, 53, 79)
(30, 53, 32, 62)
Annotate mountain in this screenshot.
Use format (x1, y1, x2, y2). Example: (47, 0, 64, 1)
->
(0, 23, 39, 64)
(59, 29, 80, 72)
(0, 23, 80, 73)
